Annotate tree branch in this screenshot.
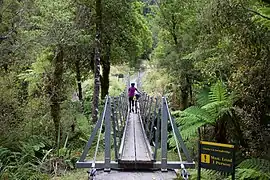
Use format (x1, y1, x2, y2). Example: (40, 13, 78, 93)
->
(247, 8, 270, 21)
(262, 0, 270, 5)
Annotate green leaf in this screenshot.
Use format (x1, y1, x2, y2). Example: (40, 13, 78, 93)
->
(209, 80, 228, 102)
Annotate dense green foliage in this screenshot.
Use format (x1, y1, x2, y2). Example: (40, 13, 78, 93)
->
(1, 0, 270, 179)
(0, 0, 149, 178)
(144, 0, 270, 179)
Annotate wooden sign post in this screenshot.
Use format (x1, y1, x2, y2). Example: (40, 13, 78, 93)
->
(197, 140, 235, 180)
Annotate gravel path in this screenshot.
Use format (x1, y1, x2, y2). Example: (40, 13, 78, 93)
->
(94, 170, 177, 180)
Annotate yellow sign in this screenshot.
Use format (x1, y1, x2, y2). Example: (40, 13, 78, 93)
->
(201, 154, 210, 164)
(200, 141, 234, 148)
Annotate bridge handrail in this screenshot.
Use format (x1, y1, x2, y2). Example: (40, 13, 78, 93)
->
(163, 97, 191, 179)
(79, 96, 109, 162)
(118, 106, 130, 158)
(92, 96, 109, 168)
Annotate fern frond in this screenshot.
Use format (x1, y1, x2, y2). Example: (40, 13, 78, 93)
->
(209, 80, 228, 102)
(186, 169, 226, 180)
(218, 107, 233, 119)
(171, 110, 182, 118)
(236, 168, 270, 180)
(238, 158, 270, 174)
(234, 158, 270, 180)
(181, 106, 215, 124)
(196, 88, 210, 107)
(173, 107, 215, 139)
(0, 147, 11, 159)
(179, 121, 205, 139)
(202, 101, 229, 118)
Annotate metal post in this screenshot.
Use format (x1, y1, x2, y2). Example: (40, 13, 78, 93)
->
(197, 128, 201, 180)
(143, 94, 147, 117)
(121, 94, 126, 119)
(111, 97, 118, 161)
(142, 94, 147, 120)
(124, 93, 128, 118)
(232, 146, 236, 180)
(127, 74, 130, 95)
(123, 94, 128, 121)
(150, 98, 158, 142)
(104, 97, 111, 172)
(121, 94, 126, 135)
(146, 97, 153, 137)
(118, 96, 124, 131)
(161, 97, 168, 172)
(154, 107, 161, 160)
(114, 97, 121, 144)
(144, 95, 150, 123)
(120, 94, 127, 135)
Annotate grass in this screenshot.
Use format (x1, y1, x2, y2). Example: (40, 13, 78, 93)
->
(52, 149, 117, 179)
(153, 148, 187, 161)
(51, 169, 88, 180)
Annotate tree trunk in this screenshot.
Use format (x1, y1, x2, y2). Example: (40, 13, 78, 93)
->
(179, 87, 189, 110)
(75, 58, 84, 113)
(75, 59, 83, 101)
(50, 46, 64, 144)
(179, 75, 192, 110)
(90, 48, 95, 72)
(215, 120, 228, 143)
(0, 0, 3, 24)
(101, 42, 111, 99)
(187, 77, 193, 106)
(91, 0, 102, 123)
(171, 14, 178, 46)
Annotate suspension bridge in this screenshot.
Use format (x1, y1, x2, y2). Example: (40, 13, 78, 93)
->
(76, 76, 195, 179)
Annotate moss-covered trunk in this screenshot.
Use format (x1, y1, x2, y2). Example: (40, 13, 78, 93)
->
(50, 46, 64, 144)
(91, 0, 102, 123)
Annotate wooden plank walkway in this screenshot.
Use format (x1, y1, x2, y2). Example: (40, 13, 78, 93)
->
(119, 112, 152, 167)
(134, 113, 151, 162)
(121, 113, 136, 161)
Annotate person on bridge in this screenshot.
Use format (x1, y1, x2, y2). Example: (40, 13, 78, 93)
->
(128, 83, 141, 113)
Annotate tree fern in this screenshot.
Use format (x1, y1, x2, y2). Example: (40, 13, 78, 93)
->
(209, 80, 228, 102)
(172, 80, 233, 140)
(196, 88, 210, 107)
(176, 169, 226, 180)
(235, 158, 270, 180)
(180, 107, 215, 124)
(171, 110, 182, 118)
(202, 100, 230, 119)
(173, 107, 215, 139)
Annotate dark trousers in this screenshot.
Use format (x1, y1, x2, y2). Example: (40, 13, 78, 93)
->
(129, 96, 134, 110)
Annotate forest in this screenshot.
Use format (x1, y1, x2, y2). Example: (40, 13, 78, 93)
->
(0, 0, 270, 179)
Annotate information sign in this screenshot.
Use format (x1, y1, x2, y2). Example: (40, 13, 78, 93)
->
(197, 141, 235, 180)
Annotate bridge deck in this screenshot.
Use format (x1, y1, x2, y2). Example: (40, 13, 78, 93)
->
(120, 112, 152, 165)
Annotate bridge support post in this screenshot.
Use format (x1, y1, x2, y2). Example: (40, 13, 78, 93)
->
(161, 97, 168, 172)
(104, 97, 111, 172)
(146, 97, 153, 137)
(150, 98, 158, 142)
(112, 97, 119, 161)
(154, 107, 161, 160)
